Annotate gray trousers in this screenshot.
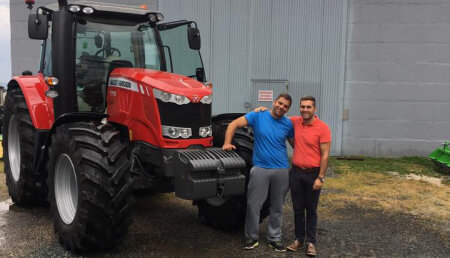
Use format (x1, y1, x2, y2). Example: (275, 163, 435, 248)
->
(244, 166, 289, 242)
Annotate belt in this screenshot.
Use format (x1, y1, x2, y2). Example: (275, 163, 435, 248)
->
(292, 165, 320, 173)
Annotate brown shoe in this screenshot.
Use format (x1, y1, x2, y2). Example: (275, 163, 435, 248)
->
(286, 240, 304, 252)
(306, 242, 317, 256)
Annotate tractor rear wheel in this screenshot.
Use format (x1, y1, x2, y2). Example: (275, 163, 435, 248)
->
(2, 87, 47, 205)
(47, 122, 133, 252)
(194, 118, 270, 230)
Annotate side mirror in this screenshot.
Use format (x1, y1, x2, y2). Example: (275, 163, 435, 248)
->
(28, 14, 48, 40)
(187, 27, 201, 50)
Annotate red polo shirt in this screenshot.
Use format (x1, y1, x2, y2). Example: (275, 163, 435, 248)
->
(290, 116, 331, 169)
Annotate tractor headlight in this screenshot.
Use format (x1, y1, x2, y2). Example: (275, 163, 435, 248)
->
(162, 126, 192, 139)
(174, 95, 186, 105)
(69, 5, 81, 12)
(180, 129, 190, 139)
(149, 14, 157, 22)
(45, 90, 59, 99)
(82, 7, 94, 14)
(161, 92, 171, 102)
(153, 89, 190, 105)
(199, 126, 212, 137)
(167, 127, 178, 138)
(200, 94, 212, 104)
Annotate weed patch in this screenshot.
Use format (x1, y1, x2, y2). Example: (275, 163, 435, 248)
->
(331, 156, 449, 184)
(0, 162, 6, 201)
(323, 157, 450, 225)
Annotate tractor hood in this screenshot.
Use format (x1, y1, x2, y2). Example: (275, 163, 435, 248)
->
(109, 68, 212, 101)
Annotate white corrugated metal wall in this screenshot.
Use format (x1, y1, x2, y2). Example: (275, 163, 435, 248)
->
(157, 0, 347, 155)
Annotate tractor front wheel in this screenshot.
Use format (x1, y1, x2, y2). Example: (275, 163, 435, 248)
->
(47, 122, 133, 252)
(2, 87, 47, 205)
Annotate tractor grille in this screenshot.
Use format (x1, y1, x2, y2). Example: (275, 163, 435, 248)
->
(156, 100, 211, 139)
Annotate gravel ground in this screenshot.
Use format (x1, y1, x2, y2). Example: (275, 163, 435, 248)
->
(0, 189, 448, 257)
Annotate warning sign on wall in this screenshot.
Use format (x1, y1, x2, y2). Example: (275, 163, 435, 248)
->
(258, 90, 273, 102)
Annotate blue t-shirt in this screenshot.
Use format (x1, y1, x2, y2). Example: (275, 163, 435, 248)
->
(245, 111, 294, 169)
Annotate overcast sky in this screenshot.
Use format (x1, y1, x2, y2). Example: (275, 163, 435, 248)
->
(0, 0, 10, 84)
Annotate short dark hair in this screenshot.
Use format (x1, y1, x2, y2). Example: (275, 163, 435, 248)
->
(275, 93, 292, 107)
(300, 95, 316, 107)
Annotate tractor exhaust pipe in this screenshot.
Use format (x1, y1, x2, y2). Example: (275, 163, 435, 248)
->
(58, 0, 68, 10)
(52, 0, 77, 117)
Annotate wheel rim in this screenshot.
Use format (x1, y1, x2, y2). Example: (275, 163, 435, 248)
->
(55, 154, 78, 225)
(206, 196, 227, 206)
(8, 115, 21, 182)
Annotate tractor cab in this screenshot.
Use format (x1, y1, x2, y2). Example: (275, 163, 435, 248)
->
(32, 0, 205, 114)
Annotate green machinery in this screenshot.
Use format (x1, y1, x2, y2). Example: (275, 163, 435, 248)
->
(430, 142, 450, 173)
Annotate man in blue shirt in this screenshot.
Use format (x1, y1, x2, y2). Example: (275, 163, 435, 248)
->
(223, 93, 294, 252)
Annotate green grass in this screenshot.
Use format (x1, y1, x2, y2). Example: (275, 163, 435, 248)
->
(329, 156, 449, 184)
(0, 162, 7, 200)
(322, 158, 450, 224)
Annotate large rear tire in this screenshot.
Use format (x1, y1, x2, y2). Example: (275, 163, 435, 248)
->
(194, 118, 270, 230)
(2, 88, 47, 205)
(47, 122, 133, 252)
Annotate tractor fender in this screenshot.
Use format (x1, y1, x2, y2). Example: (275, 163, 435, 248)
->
(34, 112, 109, 174)
(212, 113, 246, 123)
(8, 75, 54, 130)
(50, 112, 108, 132)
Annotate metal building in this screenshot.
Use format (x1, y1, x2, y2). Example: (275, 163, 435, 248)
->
(10, 0, 450, 157)
(159, 0, 346, 157)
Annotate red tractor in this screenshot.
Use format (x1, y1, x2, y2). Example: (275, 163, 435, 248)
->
(4, 0, 268, 252)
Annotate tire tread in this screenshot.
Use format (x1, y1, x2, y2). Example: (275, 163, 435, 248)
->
(3, 88, 47, 205)
(48, 122, 132, 252)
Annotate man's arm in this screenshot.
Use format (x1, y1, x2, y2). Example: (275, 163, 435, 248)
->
(312, 142, 331, 190)
(222, 116, 249, 150)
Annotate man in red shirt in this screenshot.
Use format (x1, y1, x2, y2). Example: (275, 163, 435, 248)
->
(286, 95, 331, 256)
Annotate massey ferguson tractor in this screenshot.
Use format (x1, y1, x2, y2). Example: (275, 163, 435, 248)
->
(3, 0, 269, 252)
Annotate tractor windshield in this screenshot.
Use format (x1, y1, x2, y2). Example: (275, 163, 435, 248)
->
(75, 19, 161, 112)
(158, 24, 204, 79)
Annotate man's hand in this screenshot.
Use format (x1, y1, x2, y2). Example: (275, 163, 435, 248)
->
(223, 116, 248, 151)
(222, 143, 236, 151)
(254, 106, 268, 112)
(312, 179, 323, 190)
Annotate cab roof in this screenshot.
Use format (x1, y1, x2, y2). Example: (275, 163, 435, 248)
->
(45, 1, 161, 16)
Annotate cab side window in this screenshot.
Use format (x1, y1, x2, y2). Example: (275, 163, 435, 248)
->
(42, 22, 52, 76)
(75, 30, 107, 112)
(141, 27, 160, 70)
(159, 24, 203, 77)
